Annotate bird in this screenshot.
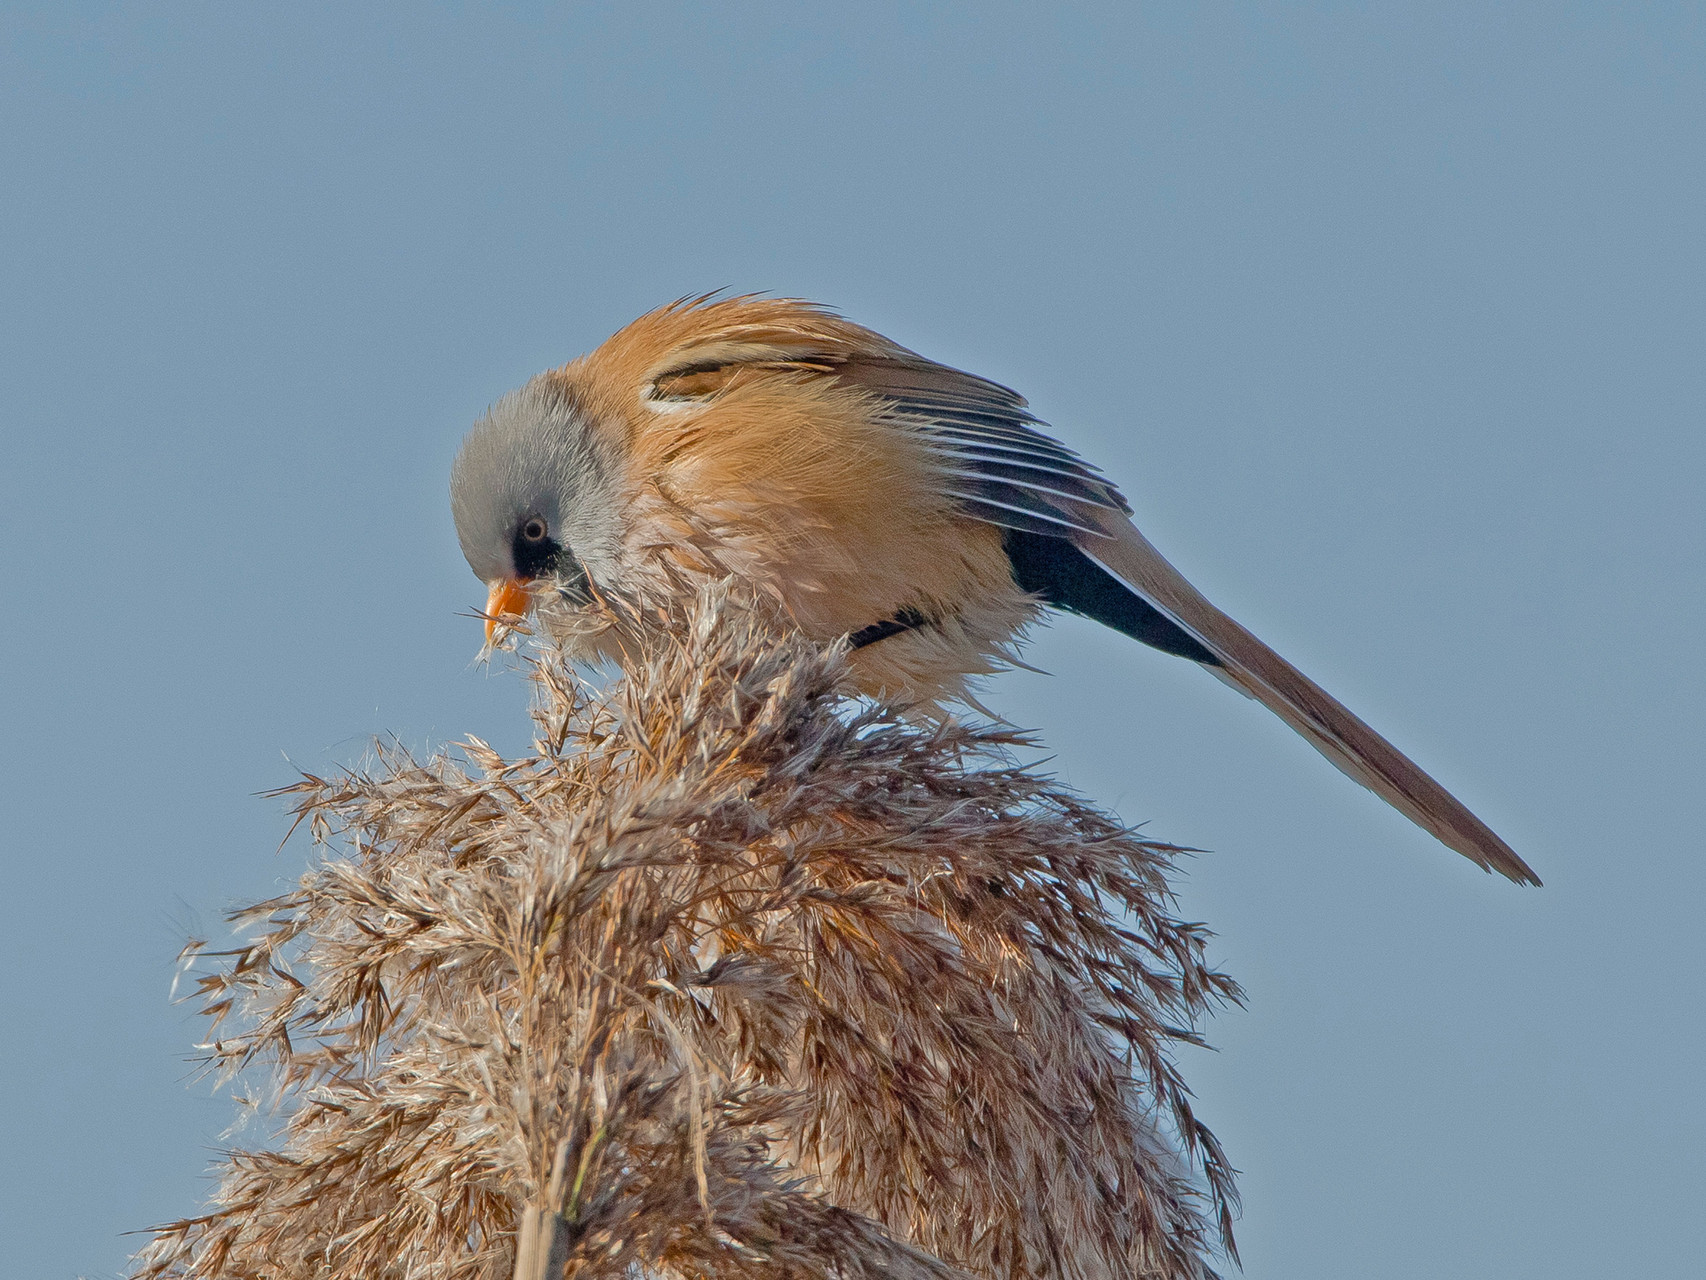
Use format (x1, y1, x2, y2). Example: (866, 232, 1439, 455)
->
(451, 295, 1537, 885)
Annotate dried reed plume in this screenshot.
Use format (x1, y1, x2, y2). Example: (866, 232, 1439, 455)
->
(133, 589, 1242, 1280)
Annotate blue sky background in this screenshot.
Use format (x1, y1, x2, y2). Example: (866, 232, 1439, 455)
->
(2, 5, 1702, 1277)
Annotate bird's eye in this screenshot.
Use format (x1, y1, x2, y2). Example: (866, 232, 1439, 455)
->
(521, 518, 548, 542)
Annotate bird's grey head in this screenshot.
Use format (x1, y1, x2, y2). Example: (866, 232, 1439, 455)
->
(449, 376, 625, 598)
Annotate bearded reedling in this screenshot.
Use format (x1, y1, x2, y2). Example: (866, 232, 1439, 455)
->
(451, 296, 1536, 885)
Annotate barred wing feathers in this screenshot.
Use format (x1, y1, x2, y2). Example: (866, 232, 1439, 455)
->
(849, 358, 1130, 537)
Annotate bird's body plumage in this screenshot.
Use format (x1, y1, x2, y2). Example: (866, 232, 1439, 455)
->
(451, 295, 1537, 885)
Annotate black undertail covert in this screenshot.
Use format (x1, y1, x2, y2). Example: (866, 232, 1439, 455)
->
(1003, 528, 1221, 665)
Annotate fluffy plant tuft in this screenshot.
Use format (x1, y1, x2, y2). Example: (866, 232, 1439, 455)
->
(133, 589, 1240, 1280)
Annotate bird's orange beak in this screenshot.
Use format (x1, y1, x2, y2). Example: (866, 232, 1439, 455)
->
(483, 577, 534, 642)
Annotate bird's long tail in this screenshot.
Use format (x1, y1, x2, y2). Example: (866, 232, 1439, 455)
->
(1077, 515, 1539, 885)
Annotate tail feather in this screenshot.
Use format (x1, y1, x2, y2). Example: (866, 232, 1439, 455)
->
(1077, 516, 1539, 885)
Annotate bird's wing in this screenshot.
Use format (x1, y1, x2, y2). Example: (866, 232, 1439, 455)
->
(846, 359, 1132, 535)
(845, 355, 1538, 885)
